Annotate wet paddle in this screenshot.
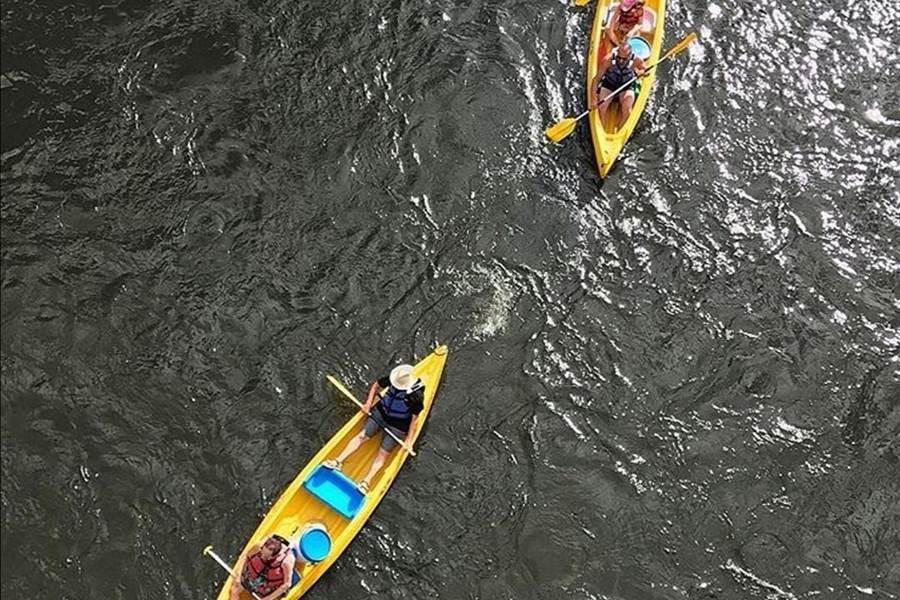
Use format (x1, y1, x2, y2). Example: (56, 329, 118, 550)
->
(544, 31, 698, 143)
(203, 546, 263, 600)
(326, 375, 418, 456)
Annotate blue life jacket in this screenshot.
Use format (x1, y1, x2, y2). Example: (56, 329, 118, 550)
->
(601, 48, 637, 89)
(379, 380, 424, 422)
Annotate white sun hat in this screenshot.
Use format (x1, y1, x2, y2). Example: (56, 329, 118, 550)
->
(389, 364, 416, 391)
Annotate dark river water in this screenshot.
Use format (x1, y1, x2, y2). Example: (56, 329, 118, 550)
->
(2, 0, 899, 598)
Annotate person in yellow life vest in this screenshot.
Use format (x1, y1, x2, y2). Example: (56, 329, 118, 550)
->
(230, 534, 298, 600)
(590, 43, 647, 128)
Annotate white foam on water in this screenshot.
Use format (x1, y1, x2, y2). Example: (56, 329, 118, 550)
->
(546, 400, 588, 442)
(723, 559, 797, 600)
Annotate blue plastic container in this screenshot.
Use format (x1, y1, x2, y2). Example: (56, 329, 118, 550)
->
(302, 465, 366, 519)
(628, 37, 652, 60)
(298, 525, 332, 563)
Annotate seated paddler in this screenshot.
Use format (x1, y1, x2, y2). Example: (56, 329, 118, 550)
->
(323, 364, 425, 493)
(230, 534, 298, 600)
(590, 42, 647, 129)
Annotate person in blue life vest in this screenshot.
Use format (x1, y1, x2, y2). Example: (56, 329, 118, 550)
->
(590, 42, 647, 129)
(230, 534, 298, 600)
(323, 364, 425, 493)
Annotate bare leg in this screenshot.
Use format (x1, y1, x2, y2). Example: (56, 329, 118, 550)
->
(360, 448, 392, 487)
(335, 431, 371, 464)
(618, 90, 635, 128)
(597, 87, 613, 127)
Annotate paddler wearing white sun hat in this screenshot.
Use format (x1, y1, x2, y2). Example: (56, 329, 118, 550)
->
(323, 364, 425, 493)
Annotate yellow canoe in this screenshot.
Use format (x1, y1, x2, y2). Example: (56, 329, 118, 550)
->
(587, 0, 666, 177)
(215, 345, 449, 600)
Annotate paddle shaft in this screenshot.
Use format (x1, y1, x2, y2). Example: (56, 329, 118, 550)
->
(204, 547, 263, 600)
(326, 375, 418, 456)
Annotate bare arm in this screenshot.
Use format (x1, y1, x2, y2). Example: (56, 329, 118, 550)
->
(230, 545, 260, 600)
(404, 414, 419, 445)
(363, 381, 380, 412)
(634, 56, 647, 77)
(599, 53, 613, 75)
(230, 577, 243, 600)
(606, 11, 621, 44)
(589, 74, 601, 108)
(592, 55, 613, 108)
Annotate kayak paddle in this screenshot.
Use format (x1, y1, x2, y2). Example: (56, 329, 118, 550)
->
(544, 31, 698, 144)
(326, 375, 418, 456)
(203, 546, 263, 600)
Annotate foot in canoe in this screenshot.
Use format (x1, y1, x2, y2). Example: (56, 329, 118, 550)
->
(322, 459, 342, 471)
(329, 365, 424, 484)
(356, 480, 370, 494)
(591, 43, 648, 129)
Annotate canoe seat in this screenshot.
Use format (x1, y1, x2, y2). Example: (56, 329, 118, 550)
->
(303, 465, 366, 519)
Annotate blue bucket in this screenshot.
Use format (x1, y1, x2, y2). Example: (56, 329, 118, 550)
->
(628, 37, 652, 60)
(298, 525, 331, 563)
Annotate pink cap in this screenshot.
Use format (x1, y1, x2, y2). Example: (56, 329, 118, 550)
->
(620, 0, 637, 10)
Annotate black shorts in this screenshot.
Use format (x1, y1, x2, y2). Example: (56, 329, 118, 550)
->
(364, 416, 406, 451)
(600, 78, 637, 95)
